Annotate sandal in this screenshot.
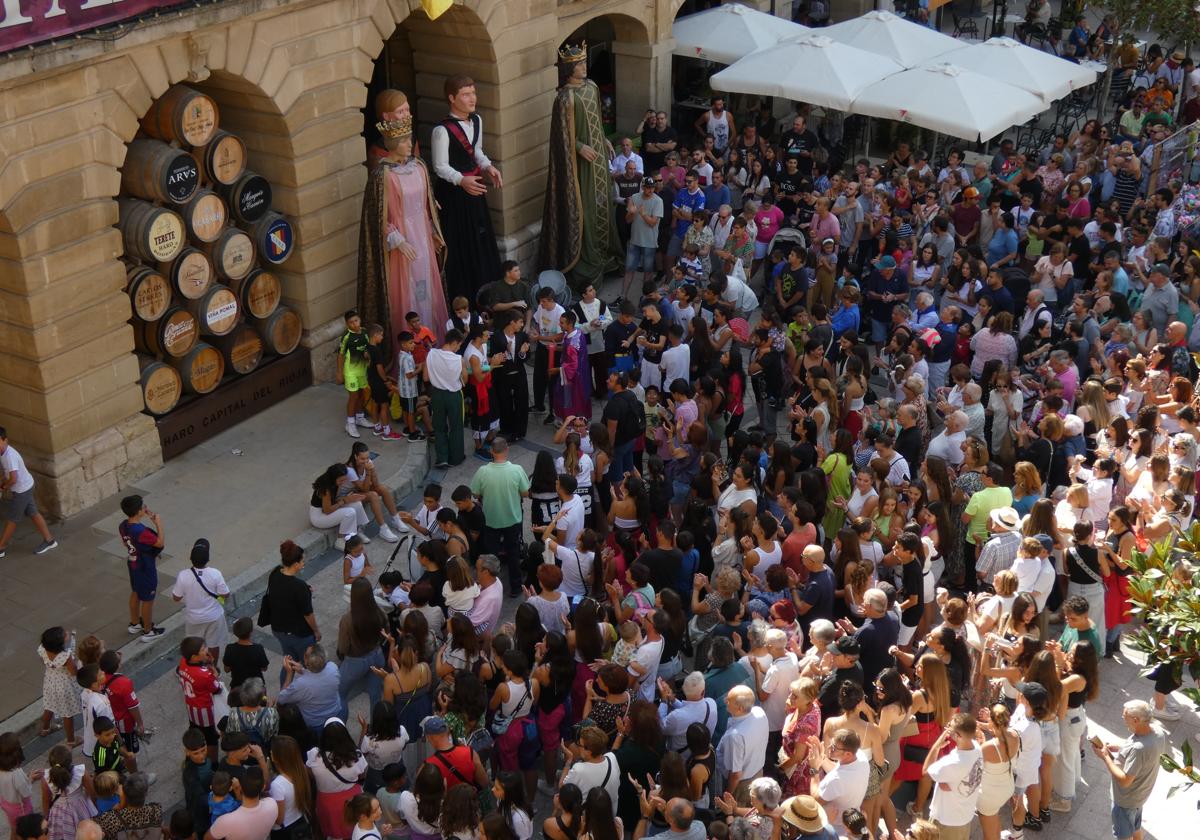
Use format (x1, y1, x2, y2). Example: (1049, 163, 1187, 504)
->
(38, 722, 63, 737)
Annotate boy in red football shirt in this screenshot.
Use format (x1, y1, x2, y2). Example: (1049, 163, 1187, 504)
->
(99, 649, 149, 768)
(176, 636, 223, 760)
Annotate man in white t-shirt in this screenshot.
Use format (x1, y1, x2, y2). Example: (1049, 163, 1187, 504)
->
(206, 767, 277, 840)
(171, 538, 231, 660)
(629, 611, 666, 701)
(542, 473, 585, 550)
(0, 428, 57, 558)
(924, 713, 984, 840)
(561, 726, 620, 811)
(755, 629, 800, 776)
(811, 729, 870, 833)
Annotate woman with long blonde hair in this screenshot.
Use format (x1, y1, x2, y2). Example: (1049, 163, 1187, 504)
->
(270, 735, 315, 840)
(1075, 380, 1112, 438)
(976, 704, 1019, 840)
(892, 654, 952, 814)
(1024, 651, 1063, 823)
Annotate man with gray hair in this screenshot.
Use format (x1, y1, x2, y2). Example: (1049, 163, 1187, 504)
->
(716, 684, 768, 794)
(927, 410, 968, 467)
(658, 671, 718, 750)
(1047, 348, 1079, 406)
(752, 628, 800, 775)
(633, 796, 705, 840)
(842, 588, 898, 684)
(277, 644, 342, 729)
(961, 382, 985, 441)
(1139, 262, 1179, 334)
(1092, 699, 1165, 840)
(469, 553, 503, 635)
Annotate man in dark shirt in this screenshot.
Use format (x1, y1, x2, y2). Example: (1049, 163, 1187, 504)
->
(639, 519, 683, 594)
(846, 591, 899, 685)
(602, 370, 643, 481)
(816, 636, 865, 724)
(980, 269, 1016, 315)
(780, 115, 819, 178)
(641, 111, 678, 173)
(488, 260, 531, 328)
(795, 545, 834, 636)
(1066, 216, 1093, 285)
(863, 256, 907, 346)
(613, 160, 643, 249)
(775, 157, 805, 218)
(451, 485, 486, 558)
(637, 302, 668, 390)
(951, 187, 982, 247)
(775, 246, 810, 314)
(603, 299, 639, 372)
(895, 409, 924, 474)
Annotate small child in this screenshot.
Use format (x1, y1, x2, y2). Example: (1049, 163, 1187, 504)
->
(359, 704, 409, 794)
(180, 728, 216, 838)
(377, 571, 411, 610)
(222, 617, 269, 691)
(43, 744, 93, 840)
(678, 247, 704, 284)
(0, 732, 32, 833)
(375, 764, 406, 837)
(345, 792, 387, 840)
(365, 323, 403, 441)
(398, 484, 445, 540)
(1070, 456, 1116, 533)
(206, 771, 238, 822)
(612, 621, 642, 668)
(526, 565, 569, 635)
(394, 332, 431, 442)
(92, 771, 121, 815)
(176, 638, 222, 760)
(338, 309, 373, 439)
(343, 535, 374, 586)
(75, 634, 104, 668)
(92, 716, 134, 776)
(671, 285, 697, 330)
(37, 626, 81, 746)
(442, 556, 480, 616)
(76, 664, 113, 759)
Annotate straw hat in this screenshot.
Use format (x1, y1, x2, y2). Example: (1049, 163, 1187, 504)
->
(780, 795, 829, 833)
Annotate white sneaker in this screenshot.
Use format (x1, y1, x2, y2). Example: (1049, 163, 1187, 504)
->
(346, 421, 360, 439)
(335, 537, 347, 551)
(355, 415, 374, 427)
(388, 515, 406, 533)
(357, 532, 372, 544)
(1153, 705, 1181, 721)
(378, 524, 400, 543)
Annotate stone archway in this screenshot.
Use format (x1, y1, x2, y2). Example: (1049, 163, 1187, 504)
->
(558, 11, 659, 136)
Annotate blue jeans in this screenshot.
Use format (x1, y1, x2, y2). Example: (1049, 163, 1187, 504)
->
(1111, 804, 1142, 840)
(610, 439, 636, 484)
(273, 631, 316, 687)
(339, 648, 386, 712)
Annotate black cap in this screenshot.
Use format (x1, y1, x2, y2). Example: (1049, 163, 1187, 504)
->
(1015, 681, 1049, 705)
(190, 538, 210, 567)
(642, 176, 655, 188)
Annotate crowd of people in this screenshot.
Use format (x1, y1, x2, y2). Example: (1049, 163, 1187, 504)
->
(9, 14, 1200, 840)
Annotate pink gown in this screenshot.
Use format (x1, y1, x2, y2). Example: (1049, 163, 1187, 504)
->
(386, 161, 449, 343)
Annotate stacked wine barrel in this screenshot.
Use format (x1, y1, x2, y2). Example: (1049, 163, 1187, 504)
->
(117, 85, 302, 416)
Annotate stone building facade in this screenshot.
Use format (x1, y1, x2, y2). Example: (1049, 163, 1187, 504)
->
(0, 0, 780, 517)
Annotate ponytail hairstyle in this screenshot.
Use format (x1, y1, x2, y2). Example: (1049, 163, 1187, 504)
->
(280, 540, 304, 568)
(343, 792, 376, 825)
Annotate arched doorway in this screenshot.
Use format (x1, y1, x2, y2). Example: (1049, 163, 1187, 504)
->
(558, 13, 653, 139)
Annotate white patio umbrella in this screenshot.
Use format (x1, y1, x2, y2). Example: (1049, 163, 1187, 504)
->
(850, 63, 1046, 142)
(823, 9, 962, 68)
(934, 37, 1097, 102)
(709, 34, 905, 111)
(671, 3, 810, 64)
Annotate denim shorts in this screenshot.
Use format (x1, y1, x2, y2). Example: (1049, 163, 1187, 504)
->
(626, 243, 656, 272)
(1111, 804, 1142, 839)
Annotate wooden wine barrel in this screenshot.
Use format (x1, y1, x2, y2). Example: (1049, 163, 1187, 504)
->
(118, 198, 184, 263)
(121, 139, 199, 205)
(181, 189, 227, 244)
(245, 211, 294, 265)
(138, 355, 182, 416)
(185, 284, 239, 337)
(217, 170, 272, 224)
(199, 228, 255, 281)
(125, 265, 172, 322)
(212, 324, 264, 375)
(195, 130, 246, 186)
(134, 306, 199, 359)
(229, 268, 281, 320)
(170, 342, 225, 395)
(139, 85, 218, 147)
(159, 247, 213, 301)
(253, 305, 302, 355)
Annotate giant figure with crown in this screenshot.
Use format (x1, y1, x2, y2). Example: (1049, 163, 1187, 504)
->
(539, 42, 623, 293)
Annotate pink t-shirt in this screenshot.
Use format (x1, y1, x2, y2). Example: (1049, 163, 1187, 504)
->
(755, 206, 785, 243)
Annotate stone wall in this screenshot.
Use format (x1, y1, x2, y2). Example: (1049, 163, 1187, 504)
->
(0, 0, 684, 517)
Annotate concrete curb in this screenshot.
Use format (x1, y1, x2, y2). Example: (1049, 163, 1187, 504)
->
(0, 439, 434, 739)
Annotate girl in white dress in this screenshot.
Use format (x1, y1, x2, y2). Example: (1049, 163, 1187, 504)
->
(37, 627, 80, 746)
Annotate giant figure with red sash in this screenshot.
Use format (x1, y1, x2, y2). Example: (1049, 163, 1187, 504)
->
(431, 74, 503, 303)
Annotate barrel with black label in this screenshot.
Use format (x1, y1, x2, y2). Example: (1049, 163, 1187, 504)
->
(125, 265, 172, 323)
(134, 306, 199, 359)
(253, 305, 302, 355)
(185, 284, 240, 337)
(212, 324, 264, 375)
(245, 211, 294, 265)
(160, 247, 214, 301)
(121, 139, 199, 205)
(118, 198, 185, 263)
(181, 189, 227, 244)
(139, 85, 218, 147)
(230, 269, 281, 320)
(170, 342, 225, 395)
(138, 355, 183, 416)
(195, 129, 246, 186)
(217, 170, 272, 224)
(200, 228, 255, 282)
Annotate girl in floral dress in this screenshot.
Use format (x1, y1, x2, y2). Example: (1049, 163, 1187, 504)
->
(37, 627, 80, 746)
(778, 677, 821, 796)
(43, 744, 95, 840)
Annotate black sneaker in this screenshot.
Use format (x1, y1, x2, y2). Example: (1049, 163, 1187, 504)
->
(434, 461, 450, 469)
(407, 431, 426, 441)
(543, 415, 556, 425)
(1038, 808, 1051, 823)
(139, 626, 166, 643)
(1023, 813, 1043, 832)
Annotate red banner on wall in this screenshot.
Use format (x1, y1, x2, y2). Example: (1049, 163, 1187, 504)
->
(0, 0, 190, 55)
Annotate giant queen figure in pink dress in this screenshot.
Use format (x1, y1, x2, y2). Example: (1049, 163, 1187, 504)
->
(358, 90, 450, 350)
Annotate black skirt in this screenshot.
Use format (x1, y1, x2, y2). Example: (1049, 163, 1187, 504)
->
(435, 180, 501, 302)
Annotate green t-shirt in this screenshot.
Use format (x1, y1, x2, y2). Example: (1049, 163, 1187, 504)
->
(1059, 622, 1102, 654)
(964, 485, 1014, 545)
(469, 460, 530, 529)
(339, 329, 369, 374)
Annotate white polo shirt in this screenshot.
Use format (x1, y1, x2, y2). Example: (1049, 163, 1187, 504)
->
(0, 444, 34, 493)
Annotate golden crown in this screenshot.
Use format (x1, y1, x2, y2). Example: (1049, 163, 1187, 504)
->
(377, 114, 413, 139)
(558, 41, 587, 63)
